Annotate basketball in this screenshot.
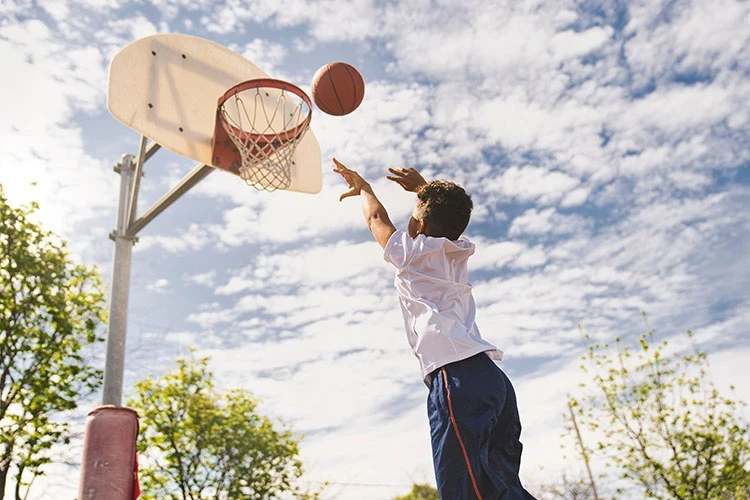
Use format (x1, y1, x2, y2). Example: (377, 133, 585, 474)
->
(311, 62, 365, 116)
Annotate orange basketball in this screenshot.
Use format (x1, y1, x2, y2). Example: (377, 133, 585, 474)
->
(311, 62, 365, 116)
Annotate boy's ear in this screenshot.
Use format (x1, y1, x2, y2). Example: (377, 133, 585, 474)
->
(416, 218, 427, 236)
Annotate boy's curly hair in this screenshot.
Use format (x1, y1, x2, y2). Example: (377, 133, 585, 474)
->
(416, 180, 473, 240)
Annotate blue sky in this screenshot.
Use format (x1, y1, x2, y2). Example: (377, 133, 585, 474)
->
(1, 0, 749, 498)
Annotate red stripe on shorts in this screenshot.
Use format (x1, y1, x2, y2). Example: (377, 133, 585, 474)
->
(441, 367, 484, 500)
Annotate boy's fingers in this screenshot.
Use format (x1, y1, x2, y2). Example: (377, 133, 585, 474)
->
(333, 168, 354, 185)
(332, 157, 350, 171)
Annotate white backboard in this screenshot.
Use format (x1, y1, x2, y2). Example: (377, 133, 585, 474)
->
(108, 33, 322, 194)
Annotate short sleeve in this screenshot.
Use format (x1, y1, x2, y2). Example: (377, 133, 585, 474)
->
(384, 230, 414, 268)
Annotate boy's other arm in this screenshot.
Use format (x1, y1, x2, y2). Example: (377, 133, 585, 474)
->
(333, 158, 396, 249)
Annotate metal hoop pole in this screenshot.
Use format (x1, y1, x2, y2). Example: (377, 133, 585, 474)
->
(102, 155, 137, 406)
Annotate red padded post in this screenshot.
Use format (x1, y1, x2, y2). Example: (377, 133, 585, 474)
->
(78, 406, 139, 500)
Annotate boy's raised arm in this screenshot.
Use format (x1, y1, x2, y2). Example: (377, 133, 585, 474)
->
(333, 158, 396, 249)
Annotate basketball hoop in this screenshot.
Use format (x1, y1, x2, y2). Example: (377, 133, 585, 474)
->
(214, 79, 312, 191)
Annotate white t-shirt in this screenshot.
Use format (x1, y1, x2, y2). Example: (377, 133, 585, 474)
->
(384, 230, 503, 384)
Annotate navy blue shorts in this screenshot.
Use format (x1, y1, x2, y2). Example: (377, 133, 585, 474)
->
(428, 353, 536, 499)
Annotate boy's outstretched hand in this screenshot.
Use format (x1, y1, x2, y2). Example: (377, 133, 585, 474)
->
(387, 167, 427, 192)
(333, 158, 371, 201)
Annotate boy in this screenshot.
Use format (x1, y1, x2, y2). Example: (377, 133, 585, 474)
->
(333, 158, 535, 500)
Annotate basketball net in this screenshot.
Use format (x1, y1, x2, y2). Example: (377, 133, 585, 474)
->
(218, 80, 312, 191)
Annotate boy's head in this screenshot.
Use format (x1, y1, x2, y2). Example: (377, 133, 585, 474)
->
(409, 180, 473, 240)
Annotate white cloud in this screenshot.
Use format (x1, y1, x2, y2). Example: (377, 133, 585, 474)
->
(146, 278, 170, 293)
(625, 0, 750, 85)
(238, 38, 287, 75)
(472, 240, 526, 271)
(39, 2, 70, 24)
(619, 84, 733, 137)
(137, 223, 213, 253)
(561, 186, 590, 207)
(489, 166, 581, 205)
(550, 26, 612, 60)
(104, 15, 159, 41)
(184, 269, 216, 286)
(509, 207, 592, 237)
(187, 305, 239, 329)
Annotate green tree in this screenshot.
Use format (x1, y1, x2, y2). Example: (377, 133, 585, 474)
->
(393, 483, 440, 500)
(568, 314, 750, 499)
(0, 186, 107, 499)
(128, 353, 320, 500)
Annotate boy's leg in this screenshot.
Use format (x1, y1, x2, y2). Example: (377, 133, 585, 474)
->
(427, 354, 535, 500)
(484, 364, 536, 498)
(428, 358, 494, 499)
